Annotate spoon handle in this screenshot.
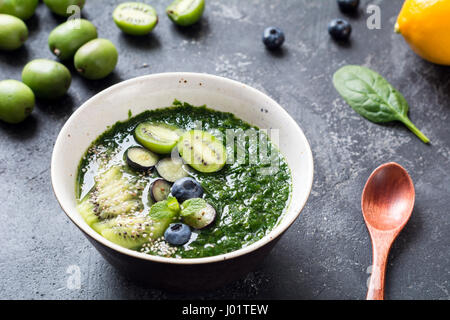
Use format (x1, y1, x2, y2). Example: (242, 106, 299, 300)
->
(367, 234, 392, 300)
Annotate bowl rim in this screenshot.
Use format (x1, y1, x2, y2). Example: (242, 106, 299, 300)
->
(51, 72, 314, 265)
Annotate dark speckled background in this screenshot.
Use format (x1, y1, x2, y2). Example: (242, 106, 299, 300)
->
(0, 0, 449, 300)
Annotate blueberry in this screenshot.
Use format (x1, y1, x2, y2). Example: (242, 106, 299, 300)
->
(337, 0, 360, 13)
(262, 27, 285, 50)
(328, 19, 352, 41)
(171, 177, 204, 203)
(164, 223, 191, 246)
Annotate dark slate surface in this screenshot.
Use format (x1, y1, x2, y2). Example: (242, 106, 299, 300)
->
(0, 0, 449, 300)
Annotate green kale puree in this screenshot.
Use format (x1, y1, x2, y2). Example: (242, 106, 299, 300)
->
(77, 101, 292, 258)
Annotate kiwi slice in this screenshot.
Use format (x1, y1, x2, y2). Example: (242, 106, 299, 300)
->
(177, 130, 227, 173)
(92, 197, 180, 250)
(126, 146, 159, 171)
(77, 191, 100, 227)
(113, 2, 158, 36)
(94, 166, 143, 218)
(150, 178, 172, 202)
(181, 198, 216, 229)
(155, 157, 189, 182)
(135, 122, 182, 154)
(93, 215, 167, 249)
(166, 0, 205, 27)
(77, 166, 143, 229)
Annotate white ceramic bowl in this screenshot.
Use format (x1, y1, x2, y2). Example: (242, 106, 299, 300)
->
(51, 73, 313, 290)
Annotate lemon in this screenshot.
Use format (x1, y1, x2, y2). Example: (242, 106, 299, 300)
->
(395, 0, 450, 65)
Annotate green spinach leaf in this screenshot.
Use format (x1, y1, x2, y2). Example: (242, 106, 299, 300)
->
(333, 65, 429, 143)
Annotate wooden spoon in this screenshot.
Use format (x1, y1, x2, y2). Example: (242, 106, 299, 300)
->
(362, 162, 415, 300)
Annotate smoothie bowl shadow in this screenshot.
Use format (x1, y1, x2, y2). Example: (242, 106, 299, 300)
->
(51, 73, 314, 291)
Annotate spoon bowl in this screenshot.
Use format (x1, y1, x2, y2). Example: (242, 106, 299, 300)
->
(362, 163, 415, 231)
(362, 162, 415, 300)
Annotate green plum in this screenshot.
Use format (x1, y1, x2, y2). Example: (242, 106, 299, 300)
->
(74, 39, 118, 80)
(43, 0, 86, 17)
(22, 59, 72, 99)
(0, 14, 28, 50)
(0, 0, 38, 20)
(166, 0, 205, 26)
(0, 80, 35, 124)
(48, 19, 97, 60)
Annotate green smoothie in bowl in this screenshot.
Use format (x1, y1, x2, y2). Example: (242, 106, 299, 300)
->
(76, 100, 292, 259)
